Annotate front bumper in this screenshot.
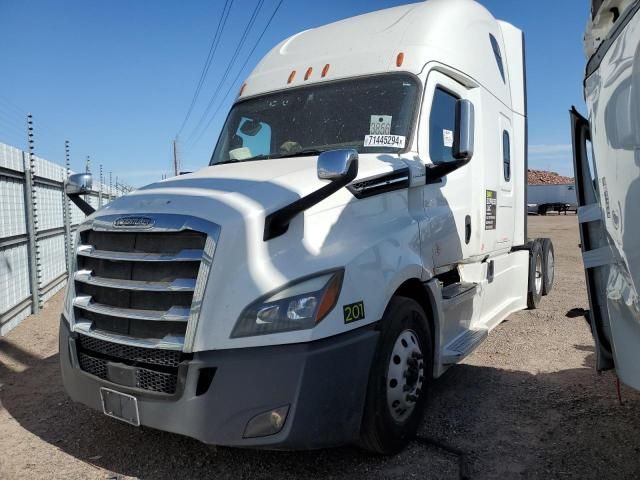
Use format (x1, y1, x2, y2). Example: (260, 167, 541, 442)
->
(59, 318, 378, 449)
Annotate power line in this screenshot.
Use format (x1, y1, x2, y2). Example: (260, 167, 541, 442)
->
(184, 0, 266, 146)
(176, 0, 234, 137)
(186, 0, 285, 152)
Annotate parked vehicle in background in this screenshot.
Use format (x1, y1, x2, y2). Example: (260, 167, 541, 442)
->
(60, 0, 554, 454)
(527, 183, 577, 215)
(571, 0, 640, 389)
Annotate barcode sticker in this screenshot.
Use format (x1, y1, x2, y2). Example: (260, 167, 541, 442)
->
(364, 135, 406, 148)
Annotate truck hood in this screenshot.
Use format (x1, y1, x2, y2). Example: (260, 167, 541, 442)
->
(97, 154, 409, 226)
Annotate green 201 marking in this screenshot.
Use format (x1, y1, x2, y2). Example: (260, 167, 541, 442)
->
(343, 301, 365, 323)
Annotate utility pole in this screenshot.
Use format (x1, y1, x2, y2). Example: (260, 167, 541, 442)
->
(173, 138, 179, 176)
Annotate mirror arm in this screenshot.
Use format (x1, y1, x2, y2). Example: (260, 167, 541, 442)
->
(425, 159, 469, 184)
(264, 161, 357, 241)
(66, 193, 96, 216)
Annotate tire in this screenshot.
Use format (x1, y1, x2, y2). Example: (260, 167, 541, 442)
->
(541, 238, 555, 296)
(527, 241, 543, 309)
(539, 205, 547, 216)
(360, 296, 433, 455)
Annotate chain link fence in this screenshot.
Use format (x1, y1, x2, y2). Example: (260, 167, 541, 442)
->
(0, 142, 125, 335)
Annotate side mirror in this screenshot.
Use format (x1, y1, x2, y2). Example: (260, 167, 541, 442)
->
(65, 173, 92, 195)
(263, 150, 359, 241)
(65, 173, 95, 215)
(317, 149, 359, 181)
(453, 99, 475, 161)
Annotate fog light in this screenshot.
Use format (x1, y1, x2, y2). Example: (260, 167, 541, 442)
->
(243, 405, 290, 438)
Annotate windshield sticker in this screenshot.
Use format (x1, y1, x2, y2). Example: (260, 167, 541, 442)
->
(370, 115, 392, 135)
(364, 134, 406, 149)
(443, 129, 454, 148)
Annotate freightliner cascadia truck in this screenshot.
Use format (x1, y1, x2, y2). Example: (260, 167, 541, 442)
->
(61, 0, 554, 454)
(571, 0, 640, 391)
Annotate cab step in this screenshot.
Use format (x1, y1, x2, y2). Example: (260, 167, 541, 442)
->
(442, 328, 488, 365)
(441, 282, 477, 300)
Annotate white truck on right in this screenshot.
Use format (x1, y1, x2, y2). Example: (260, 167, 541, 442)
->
(571, 0, 640, 389)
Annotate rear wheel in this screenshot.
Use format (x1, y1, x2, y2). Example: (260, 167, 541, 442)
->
(527, 241, 543, 309)
(360, 297, 433, 455)
(541, 238, 555, 296)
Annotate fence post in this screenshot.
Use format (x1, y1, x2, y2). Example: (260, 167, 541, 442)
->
(23, 114, 40, 313)
(63, 140, 72, 275)
(99, 164, 103, 208)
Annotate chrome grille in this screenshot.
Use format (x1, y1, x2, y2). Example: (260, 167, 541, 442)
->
(73, 228, 207, 348)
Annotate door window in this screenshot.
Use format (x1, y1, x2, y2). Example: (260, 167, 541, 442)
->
(503, 130, 511, 181)
(429, 88, 458, 164)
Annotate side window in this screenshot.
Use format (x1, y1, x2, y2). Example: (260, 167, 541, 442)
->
(502, 130, 511, 181)
(490, 34, 506, 83)
(429, 87, 458, 164)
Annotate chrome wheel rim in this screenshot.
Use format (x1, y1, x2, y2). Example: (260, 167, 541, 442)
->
(386, 329, 424, 422)
(535, 253, 543, 293)
(546, 249, 554, 287)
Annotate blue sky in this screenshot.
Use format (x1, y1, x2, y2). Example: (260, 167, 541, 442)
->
(0, 0, 588, 185)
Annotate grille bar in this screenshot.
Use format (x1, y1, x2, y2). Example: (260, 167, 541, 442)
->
(77, 244, 203, 262)
(75, 270, 196, 292)
(74, 296, 190, 322)
(74, 320, 184, 350)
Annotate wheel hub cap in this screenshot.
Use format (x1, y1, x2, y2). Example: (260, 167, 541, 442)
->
(386, 329, 424, 422)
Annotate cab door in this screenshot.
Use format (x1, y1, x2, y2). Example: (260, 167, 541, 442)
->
(496, 114, 515, 246)
(419, 70, 482, 268)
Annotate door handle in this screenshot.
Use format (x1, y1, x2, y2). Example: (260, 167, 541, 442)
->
(465, 215, 471, 244)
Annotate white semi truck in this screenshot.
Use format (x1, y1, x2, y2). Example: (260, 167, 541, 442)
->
(60, 0, 554, 453)
(571, 0, 640, 390)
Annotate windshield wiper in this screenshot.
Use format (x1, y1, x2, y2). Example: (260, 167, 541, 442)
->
(270, 148, 326, 159)
(213, 149, 325, 166)
(213, 155, 271, 166)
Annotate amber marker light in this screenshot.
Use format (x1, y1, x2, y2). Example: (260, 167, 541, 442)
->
(396, 52, 405, 67)
(321, 64, 330, 77)
(287, 70, 296, 84)
(304, 67, 313, 80)
(316, 271, 344, 322)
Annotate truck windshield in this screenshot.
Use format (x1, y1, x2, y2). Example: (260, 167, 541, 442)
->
(209, 74, 420, 165)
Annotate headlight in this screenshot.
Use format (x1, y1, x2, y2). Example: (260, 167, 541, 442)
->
(231, 269, 344, 338)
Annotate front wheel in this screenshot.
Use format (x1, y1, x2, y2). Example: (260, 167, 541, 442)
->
(360, 297, 433, 455)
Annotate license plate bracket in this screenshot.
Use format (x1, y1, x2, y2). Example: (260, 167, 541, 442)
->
(100, 387, 140, 426)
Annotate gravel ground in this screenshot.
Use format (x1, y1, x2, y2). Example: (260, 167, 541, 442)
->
(2, 215, 640, 479)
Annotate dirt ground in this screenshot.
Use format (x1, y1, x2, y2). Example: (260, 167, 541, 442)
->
(2, 215, 640, 479)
